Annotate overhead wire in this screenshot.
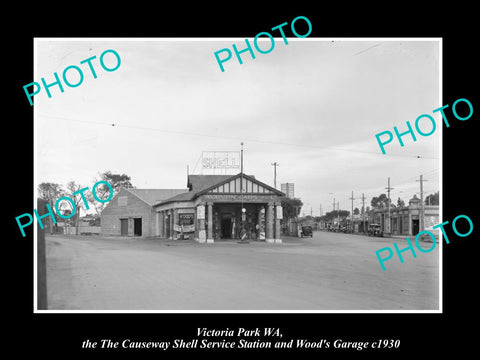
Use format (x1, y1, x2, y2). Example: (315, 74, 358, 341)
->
(37, 113, 439, 160)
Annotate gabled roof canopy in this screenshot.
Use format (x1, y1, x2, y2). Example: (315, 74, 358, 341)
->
(196, 173, 284, 197)
(154, 173, 285, 206)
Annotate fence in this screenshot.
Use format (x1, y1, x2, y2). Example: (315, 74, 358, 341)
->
(63, 226, 101, 235)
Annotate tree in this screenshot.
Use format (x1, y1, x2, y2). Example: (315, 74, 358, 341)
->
(87, 171, 135, 215)
(322, 209, 350, 225)
(98, 171, 134, 195)
(353, 207, 360, 215)
(64, 181, 88, 235)
(37, 182, 63, 234)
(397, 197, 405, 207)
(323, 210, 336, 222)
(425, 191, 439, 205)
(281, 197, 303, 219)
(371, 194, 388, 209)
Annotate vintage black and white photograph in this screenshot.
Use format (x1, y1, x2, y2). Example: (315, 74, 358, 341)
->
(33, 38, 441, 312)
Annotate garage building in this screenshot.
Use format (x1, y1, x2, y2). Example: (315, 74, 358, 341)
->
(101, 188, 186, 237)
(101, 173, 286, 243)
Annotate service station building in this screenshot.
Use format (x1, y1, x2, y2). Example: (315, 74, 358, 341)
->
(101, 173, 285, 243)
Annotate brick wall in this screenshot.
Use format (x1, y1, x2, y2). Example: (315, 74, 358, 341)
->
(101, 188, 156, 237)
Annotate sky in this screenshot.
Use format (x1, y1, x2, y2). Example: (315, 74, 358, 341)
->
(35, 38, 441, 216)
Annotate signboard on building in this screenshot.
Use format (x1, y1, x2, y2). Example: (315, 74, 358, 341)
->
(179, 213, 194, 225)
(276, 205, 283, 219)
(201, 151, 240, 173)
(203, 194, 278, 202)
(197, 205, 205, 220)
(174, 224, 195, 233)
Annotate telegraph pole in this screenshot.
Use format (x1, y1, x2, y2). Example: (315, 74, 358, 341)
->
(240, 142, 244, 174)
(349, 191, 355, 233)
(240, 142, 244, 212)
(361, 193, 366, 234)
(337, 201, 340, 229)
(271, 162, 279, 189)
(385, 177, 394, 235)
(331, 198, 335, 230)
(240, 142, 247, 243)
(416, 175, 427, 232)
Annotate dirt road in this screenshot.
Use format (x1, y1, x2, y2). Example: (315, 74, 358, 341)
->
(45, 232, 439, 311)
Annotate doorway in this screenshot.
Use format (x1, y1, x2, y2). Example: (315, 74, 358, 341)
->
(221, 218, 232, 238)
(133, 218, 142, 236)
(412, 219, 419, 235)
(120, 219, 128, 236)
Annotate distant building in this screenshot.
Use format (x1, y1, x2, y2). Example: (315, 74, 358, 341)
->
(281, 182, 295, 199)
(363, 194, 439, 238)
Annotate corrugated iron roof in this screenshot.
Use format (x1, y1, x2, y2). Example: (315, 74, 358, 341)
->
(126, 188, 187, 206)
(187, 175, 234, 192)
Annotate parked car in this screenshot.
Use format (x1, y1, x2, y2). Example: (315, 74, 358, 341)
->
(368, 224, 383, 237)
(300, 225, 313, 237)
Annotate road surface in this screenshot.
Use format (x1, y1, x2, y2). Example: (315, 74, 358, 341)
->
(45, 231, 439, 311)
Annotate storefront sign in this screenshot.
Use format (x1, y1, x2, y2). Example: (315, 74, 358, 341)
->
(203, 194, 278, 202)
(179, 213, 194, 225)
(276, 205, 283, 219)
(202, 151, 240, 170)
(197, 205, 205, 220)
(174, 224, 195, 233)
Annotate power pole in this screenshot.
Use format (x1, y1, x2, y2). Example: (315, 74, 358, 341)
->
(385, 177, 394, 235)
(361, 193, 366, 234)
(337, 201, 340, 228)
(271, 162, 279, 189)
(331, 198, 335, 230)
(416, 175, 427, 232)
(349, 191, 355, 233)
(240, 142, 244, 174)
(240, 142, 246, 241)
